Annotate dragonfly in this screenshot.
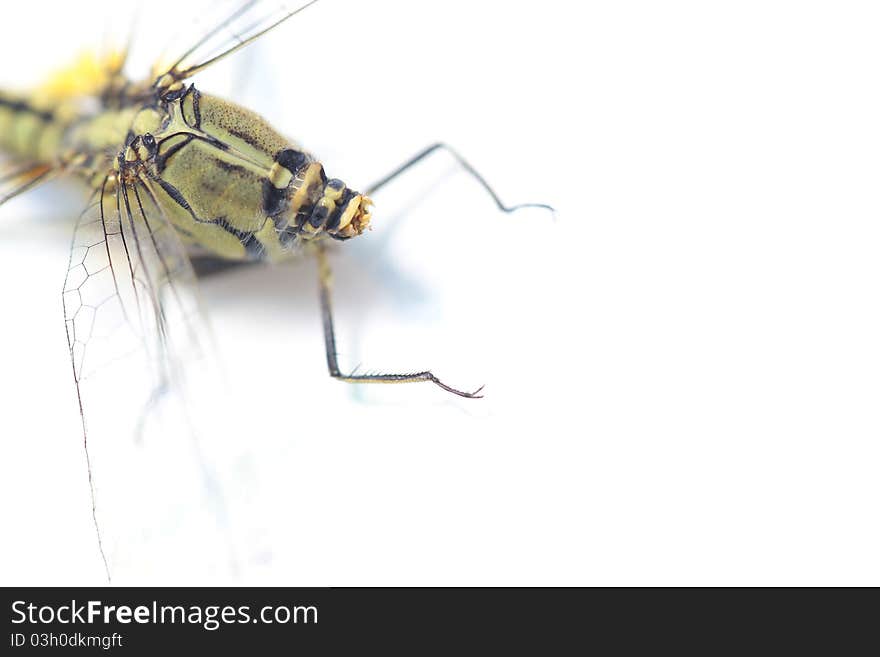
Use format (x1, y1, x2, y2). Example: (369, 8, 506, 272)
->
(0, 0, 552, 580)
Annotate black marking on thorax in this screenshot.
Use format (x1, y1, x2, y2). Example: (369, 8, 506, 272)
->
(262, 179, 285, 218)
(276, 148, 309, 173)
(155, 178, 262, 259)
(325, 188, 356, 232)
(261, 148, 312, 218)
(180, 85, 202, 129)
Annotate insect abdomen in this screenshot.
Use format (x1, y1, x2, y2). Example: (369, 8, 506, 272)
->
(0, 93, 66, 163)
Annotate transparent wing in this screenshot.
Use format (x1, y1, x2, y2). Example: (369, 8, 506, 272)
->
(0, 160, 56, 206)
(63, 176, 251, 583)
(152, 0, 320, 83)
(63, 177, 205, 405)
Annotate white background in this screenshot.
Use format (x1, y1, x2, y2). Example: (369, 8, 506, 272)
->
(1, 0, 879, 585)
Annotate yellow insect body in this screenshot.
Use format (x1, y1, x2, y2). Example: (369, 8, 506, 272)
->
(0, 1, 533, 446)
(0, 62, 372, 263)
(0, 0, 551, 581)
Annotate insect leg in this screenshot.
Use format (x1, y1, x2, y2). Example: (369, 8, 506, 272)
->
(316, 244, 484, 399)
(365, 142, 554, 215)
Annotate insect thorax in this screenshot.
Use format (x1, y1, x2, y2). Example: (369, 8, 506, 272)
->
(117, 85, 372, 262)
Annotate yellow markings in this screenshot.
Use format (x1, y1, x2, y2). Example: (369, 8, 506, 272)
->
(290, 162, 324, 216)
(335, 194, 374, 239)
(37, 51, 124, 101)
(0, 64, 377, 266)
(155, 73, 176, 90)
(336, 196, 357, 232)
(268, 161, 293, 189)
(155, 74, 184, 97)
(323, 184, 344, 202)
(308, 183, 350, 231)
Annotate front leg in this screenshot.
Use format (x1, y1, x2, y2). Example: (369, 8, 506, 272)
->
(316, 244, 484, 399)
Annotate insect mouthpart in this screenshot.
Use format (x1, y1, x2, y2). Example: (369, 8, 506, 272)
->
(301, 177, 373, 241)
(330, 191, 373, 240)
